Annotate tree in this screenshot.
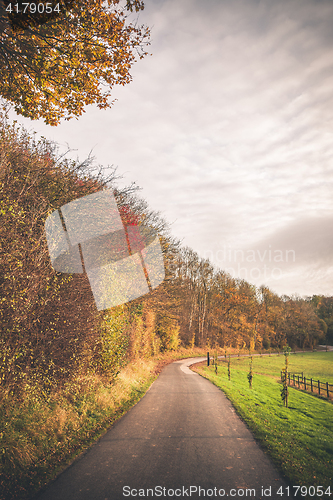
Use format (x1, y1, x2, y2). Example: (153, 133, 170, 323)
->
(0, 0, 150, 125)
(311, 295, 333, 344)
(281, 345, 291, 408)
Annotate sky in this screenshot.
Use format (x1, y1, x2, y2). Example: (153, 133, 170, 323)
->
(8, 0, 333, 298)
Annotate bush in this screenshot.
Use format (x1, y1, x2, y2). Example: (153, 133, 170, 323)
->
(0, 116, 115, 393)
(155, 314, 180, 351)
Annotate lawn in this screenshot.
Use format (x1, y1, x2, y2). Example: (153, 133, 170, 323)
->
(226, 351, 333, 383)
(194, 354, 333, 497)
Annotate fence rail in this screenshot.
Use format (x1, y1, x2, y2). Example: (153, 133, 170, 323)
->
(281, 372, 333, 399)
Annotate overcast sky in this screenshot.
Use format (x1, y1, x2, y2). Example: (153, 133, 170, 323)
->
(9, 0, 333, 298)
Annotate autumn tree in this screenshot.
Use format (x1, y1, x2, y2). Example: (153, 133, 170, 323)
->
(172, 247, 200, 346)
(256, 287, 284, 349)
(310, 295, 333, 344)
(208, 271, 239, 347)
(195, 259, 214, 346)
(0, 0, 150, 125)
(284, 297, 323, 349)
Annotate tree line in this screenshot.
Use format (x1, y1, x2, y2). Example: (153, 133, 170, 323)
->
(169, 251, 329, 350)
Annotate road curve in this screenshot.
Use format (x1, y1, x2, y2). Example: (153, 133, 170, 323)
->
(35, 358, 288, 500)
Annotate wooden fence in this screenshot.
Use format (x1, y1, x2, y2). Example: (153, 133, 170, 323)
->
(281, 372, 333, 400)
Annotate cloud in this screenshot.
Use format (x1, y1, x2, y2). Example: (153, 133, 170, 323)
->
(203, 215, 333, 297)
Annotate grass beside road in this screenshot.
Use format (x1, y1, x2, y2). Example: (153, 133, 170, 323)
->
(0, 359, 159, 500)
(194, 354, 333, 494)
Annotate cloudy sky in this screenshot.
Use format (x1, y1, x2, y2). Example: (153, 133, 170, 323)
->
(9, 0, 333, 297)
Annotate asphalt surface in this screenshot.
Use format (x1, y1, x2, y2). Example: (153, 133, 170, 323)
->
(35, 358, 289, 500)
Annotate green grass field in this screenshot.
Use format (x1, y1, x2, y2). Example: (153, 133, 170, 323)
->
(195, 352, 333, 496)
(227, 351, 333, 383)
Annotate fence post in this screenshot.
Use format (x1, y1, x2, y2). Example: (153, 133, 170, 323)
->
(207, 352, 210, 366)
(311, 378, 313, 392)
(318, 380, 320, 395)
(304, 377, 306, 391)
(293, 374, 295, 386)
(326, 382, 329, 398)
(298, 375, 300, 387)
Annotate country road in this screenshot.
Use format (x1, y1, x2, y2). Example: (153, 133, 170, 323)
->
(35, 358, 289, 500)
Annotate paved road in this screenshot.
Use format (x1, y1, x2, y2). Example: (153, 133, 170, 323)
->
(35, 358, 289, 500)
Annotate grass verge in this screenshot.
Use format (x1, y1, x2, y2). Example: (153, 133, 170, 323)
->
(0, 359, 158, 500)
(194, 358, 332, 496)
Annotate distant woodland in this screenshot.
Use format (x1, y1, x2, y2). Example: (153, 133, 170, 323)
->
(1, 116, 332, 395)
